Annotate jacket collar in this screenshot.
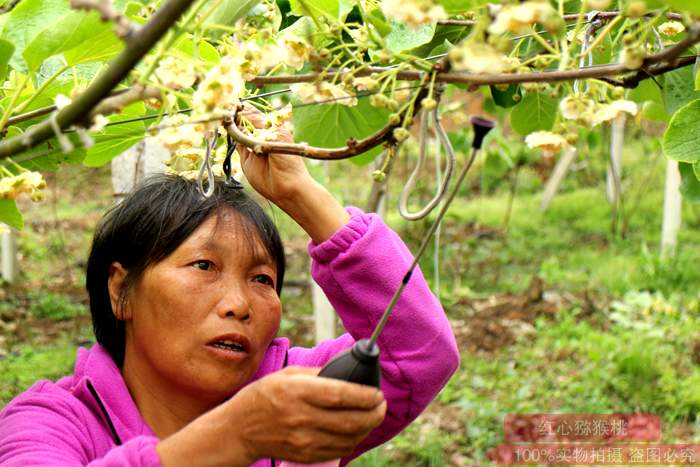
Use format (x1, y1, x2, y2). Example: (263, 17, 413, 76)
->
(69, 338, 290, 444)
(70, 344, 154, 444)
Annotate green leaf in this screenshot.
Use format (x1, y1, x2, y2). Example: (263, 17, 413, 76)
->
(289, 0, 337, 19)
(0, 0, 72, 72)
(641, 101, 668, 122)
(591, 34, 613, 65)
(408, 24, 468, 58)
(627, 78, 668, 122)
(0, 38, 14, 82)
(490, 84, 521, 108)
(338, 0, 354, 20)
(663, 99, 700, 163)
(0, 199, 23, 230)
(694, 162, 700, 181)
(385, 19, 435, 54)
(23, 11, 123, 71)
(63, 29, 123, 67)
(208, 0, 261, 27)
(125, 1, 147, 23)
(438, 0, 490, 15)
(1, 78, 72, 119)
(509, 92, 557, 136)
(83, 102, 147, 167)
(663, 66, 700, 115)
(292, 97, 391, 166)
(173, 36, 220, 63)
(365, 8, 392, 37)
(679, 162, 700, 203)
(662, 0, 700, 14)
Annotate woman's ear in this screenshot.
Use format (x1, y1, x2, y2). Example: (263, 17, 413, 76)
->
(108, 262, 132, 321)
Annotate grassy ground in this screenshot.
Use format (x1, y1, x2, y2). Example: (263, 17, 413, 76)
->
(1, 136, 699, 466)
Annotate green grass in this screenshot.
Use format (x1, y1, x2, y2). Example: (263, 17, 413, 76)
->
(384, 148, 700, 297)
(28, 291, 88, 321)
(0, 338, 79, 405)
(356, 292, 700, 465)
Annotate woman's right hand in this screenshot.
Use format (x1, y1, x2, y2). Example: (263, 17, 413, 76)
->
(233, 366, 386, 463)
(157, 366, 387, 466)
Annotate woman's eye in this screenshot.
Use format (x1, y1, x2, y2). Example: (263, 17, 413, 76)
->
(192, 260, 212, 271)
(254, 274, 274, 287)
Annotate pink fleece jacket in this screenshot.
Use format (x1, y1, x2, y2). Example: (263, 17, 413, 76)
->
(0, 208, 459, 466)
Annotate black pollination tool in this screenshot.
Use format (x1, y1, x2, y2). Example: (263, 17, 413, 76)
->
(318, 116, 496, 388)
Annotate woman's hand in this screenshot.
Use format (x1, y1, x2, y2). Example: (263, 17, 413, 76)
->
(233, 366, 386, 463)
(157, 366, 386, 467)
(236, 106, 350, 244)
(236, 105, 314, 206)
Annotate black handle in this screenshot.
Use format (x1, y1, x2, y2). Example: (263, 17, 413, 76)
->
(318, 339, 381, 388)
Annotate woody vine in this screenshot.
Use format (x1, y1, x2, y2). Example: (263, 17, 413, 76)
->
(0, 0, 699, 230)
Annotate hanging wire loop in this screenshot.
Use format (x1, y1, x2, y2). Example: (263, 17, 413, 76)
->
(197, 131, 217, 198)
(398, 108, 456, 221)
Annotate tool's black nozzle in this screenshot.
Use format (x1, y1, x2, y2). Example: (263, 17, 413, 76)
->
(318, 338, 381, 388)
(470, 116, 496, 150)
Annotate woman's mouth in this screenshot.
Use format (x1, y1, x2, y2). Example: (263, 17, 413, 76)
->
(210, 340, 246, 352)
(206, 333, 251, 358)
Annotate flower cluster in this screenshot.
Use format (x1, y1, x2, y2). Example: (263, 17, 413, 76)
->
(449, 42, 516, 74)
(658, 21, 685, 36)
(154, 56, 197, 90)
(282, 33, 313, 70)
(221, 39, 288, 81)
(489, 1, 560, 35)
(594, 99, 638, 124)
(620, 46, 645, 70)
(560, 97, 637, 126)
(153, 114, 204, 151)
(291, 82, 358, 106)
(177, 31, 316, 121)
(164, 144, 243, 183)
(528, 97, 638, 153)
(525, 131, 568, 152)
(0, 171, 47, 202)
(380, 0, 447, 28)
(192, 56, 246, 117)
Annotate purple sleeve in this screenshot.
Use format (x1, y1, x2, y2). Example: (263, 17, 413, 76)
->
(0, 391, 161, 467)
(287, 207, 460, 463)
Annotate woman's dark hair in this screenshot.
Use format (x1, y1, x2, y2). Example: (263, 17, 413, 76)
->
(86, 174, 285, 366)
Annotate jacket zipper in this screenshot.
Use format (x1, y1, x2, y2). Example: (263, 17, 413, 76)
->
(270, 351, 290, 467)
(85, 349, 290, 460)
(86, 380, 123, 446)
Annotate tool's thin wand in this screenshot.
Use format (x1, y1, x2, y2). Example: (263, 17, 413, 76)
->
(368, 145, 480, 346)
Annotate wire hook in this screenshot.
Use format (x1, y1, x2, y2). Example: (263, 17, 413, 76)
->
(574, 10, 602, 95)
(398, 108, 456, 220)
(197, 131, 217, 198)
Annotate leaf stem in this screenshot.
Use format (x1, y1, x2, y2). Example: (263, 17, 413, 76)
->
(13, 64, 71, 116)
(0, 75, 30, 132)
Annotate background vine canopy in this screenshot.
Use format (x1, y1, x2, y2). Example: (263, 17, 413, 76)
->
(0, 0, 699, 229)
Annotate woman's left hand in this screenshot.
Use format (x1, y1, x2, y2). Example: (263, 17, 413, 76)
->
(236, 105, 314, 206)
(235, 105, 350, 244)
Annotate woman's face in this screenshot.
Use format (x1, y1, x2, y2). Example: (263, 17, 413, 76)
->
(119, 210, 281, 401)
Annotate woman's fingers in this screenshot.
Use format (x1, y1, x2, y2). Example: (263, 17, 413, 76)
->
(224, 365, 387, 464)
(282, 366, 385, 410)
(288, 401, 387, 436)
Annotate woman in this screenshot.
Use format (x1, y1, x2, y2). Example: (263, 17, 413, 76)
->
(0, 113, 460, 466)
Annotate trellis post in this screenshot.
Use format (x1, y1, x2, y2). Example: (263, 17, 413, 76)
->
(606, 115, 626, 205)
(540, 147, 577, 211)
(1, 227, 17, 283)
(661, 159, 682, 257)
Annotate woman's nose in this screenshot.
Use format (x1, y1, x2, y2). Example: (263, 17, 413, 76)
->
(223, 308, 250, 321)
(216, 282, 251, 321)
